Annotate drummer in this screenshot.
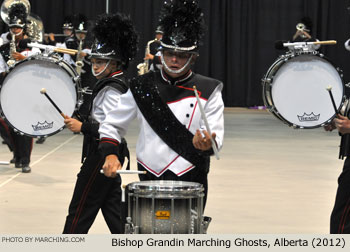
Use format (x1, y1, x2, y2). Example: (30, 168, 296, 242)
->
(98, 0, 224, 208)
(325, 101, 350, 233)
(0, 3, 40, 173)
(62, 13, 138, 234)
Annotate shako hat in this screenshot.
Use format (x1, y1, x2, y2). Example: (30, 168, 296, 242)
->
(62, 15, 74, 30)
(155, 26, 163, 34)
(8, 2, 27, 28)
(90, 13, 138, 69)
(75, 14, 88, 34)
(158, 0, 205, 54)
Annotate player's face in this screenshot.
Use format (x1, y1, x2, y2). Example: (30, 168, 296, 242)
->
(162, 50, 193, 78)
(10, 27, 23, 39)
(91, 58, 118, 79)
(63, 28, 73, 36)
(75, 32, 86, 41)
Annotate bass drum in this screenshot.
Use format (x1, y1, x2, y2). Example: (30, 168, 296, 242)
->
(0, 54, 81, 137)
(262, 51, 345, 129)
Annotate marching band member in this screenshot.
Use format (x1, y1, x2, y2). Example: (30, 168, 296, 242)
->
(55, 15, 78, 66)
(145, 26, 163, 72)
(74, 14, 96, 120)
(325, 102, 350, 233)
(98, 0, 224, 207)
(62, 13, 138, 234)
(0, 3, 40, 173)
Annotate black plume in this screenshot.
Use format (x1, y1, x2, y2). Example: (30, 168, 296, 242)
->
(8, 3, 27, 23)
(93, 13, 138, 69)
(159, 0, 205, 48)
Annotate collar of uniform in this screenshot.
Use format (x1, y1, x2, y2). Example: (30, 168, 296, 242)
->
(160, 68, 193, 86)
(109, 70, 123, 78)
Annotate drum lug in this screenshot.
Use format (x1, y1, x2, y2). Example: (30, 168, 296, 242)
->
(292, 124, 302, 129)
(125, 217, 138, 234)
(261, 77, 271, 84)
(201, 216, 212, 234)
(73, 76, 81, 82)
(337, 67, 343, 72)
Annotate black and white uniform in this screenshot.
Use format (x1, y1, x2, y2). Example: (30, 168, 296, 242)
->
(98, 69, 224, 206)
(63, 71, 129, 234)
(330, 100, 350, 233)
(0, 38, 40, 166)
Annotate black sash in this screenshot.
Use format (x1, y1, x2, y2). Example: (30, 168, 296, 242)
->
(130, 72, 210, 168)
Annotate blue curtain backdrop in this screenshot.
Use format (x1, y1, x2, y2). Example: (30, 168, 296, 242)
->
(1, 0, 350, 107)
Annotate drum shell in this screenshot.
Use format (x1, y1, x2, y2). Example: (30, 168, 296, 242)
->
(262, 51, 345, 129)
(127, 180, 204, 234)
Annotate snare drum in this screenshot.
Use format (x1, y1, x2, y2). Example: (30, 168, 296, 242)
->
(125, 180, 205, 234)
(0, 54, 81, 137)
(262, 51, 345, 128)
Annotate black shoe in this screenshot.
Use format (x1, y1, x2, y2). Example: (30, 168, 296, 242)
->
(15, 162, 22, 168)
(36, 137, 46, 144)
(10, 158, 16, 164)
(2, 140, 6, 144)
(22, 165, 31, 173)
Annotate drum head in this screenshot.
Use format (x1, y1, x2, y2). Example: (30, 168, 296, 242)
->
(271, 54, 343, 128)
(128, 180, 204, 196)
(0, 58, 77, 137)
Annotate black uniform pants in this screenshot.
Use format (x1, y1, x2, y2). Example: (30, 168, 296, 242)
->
(138, 162, 209, 209)
(330, 157, 350, 233)
(9, 127, 32, 165)
(63, 151, 123, 234)
(0, 118, 13, 152)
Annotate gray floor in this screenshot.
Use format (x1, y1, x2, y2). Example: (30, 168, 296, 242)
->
(0, 108, 342, 233)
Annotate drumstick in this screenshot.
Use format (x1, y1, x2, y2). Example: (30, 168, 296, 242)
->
(0, 161, 10, 165)
(326, 85, 338, 115)
(121, 185, 126, 202)
(40, 88, 65, 118)
(283, 40, 337, 47)
(313, 40, 337, 45)
(193, 86, 220, 160)
(99, 170, 147, 175)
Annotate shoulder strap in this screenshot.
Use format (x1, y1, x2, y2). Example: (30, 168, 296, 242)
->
(92, 76, 129, 100)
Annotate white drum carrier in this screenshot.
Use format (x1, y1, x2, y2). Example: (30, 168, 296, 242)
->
(262, 51, 345, 128)
(125, 180, 211, 234)
(0, 54, 81, 137)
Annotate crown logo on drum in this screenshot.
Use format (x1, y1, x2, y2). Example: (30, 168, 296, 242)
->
(297, 112, 320, 122)
(32, 121, 54, 131)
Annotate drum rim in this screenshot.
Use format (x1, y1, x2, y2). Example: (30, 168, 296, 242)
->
(0, 54, 81, 137)
(262, 51, 345, 129)
(127, 180, 204, 193)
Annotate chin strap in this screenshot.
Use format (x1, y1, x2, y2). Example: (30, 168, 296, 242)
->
(160, 52, 193, 74)
(91, 59, 111, 77)
(10, 29, 23, 37)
